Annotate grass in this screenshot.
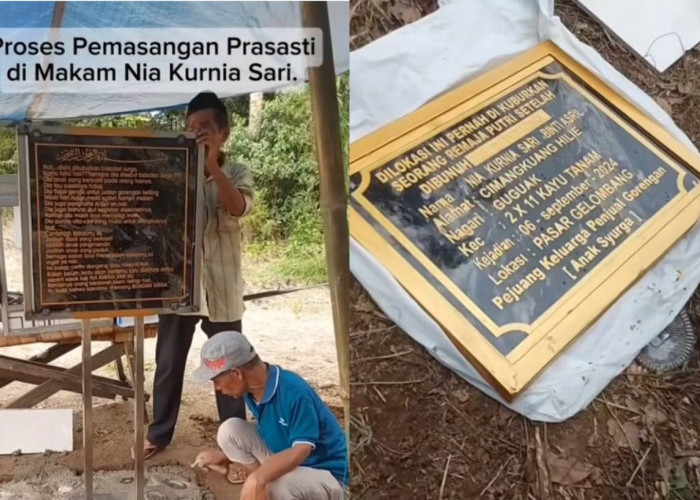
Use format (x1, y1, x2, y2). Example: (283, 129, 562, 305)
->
(245, 239, 327, 286)
(274, 241, 327, 284)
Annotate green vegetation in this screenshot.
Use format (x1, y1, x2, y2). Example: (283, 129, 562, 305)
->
(0, 128, 17, 174)
(232, 88, 321, 282)
(0, 74, 349, 284)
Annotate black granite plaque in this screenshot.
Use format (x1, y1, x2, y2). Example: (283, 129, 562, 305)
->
(21, 128, 201, 317)
(351, 61, 700, 356)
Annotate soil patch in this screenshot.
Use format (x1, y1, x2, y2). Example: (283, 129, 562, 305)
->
(350, 281, 700, 499)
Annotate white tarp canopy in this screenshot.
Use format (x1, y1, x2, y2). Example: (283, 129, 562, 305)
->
(350, 0, 700, 422)
(0, 1, 349, 123)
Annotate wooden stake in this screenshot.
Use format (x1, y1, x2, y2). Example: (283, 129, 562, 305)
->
(81, 318, 93, 499)
(134, 315, 145, 500)
(0, 219, 10, 336)
(301, 2, 351, 438)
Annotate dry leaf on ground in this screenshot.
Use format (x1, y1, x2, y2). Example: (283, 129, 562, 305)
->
(389, 0, 423, 24)
(607, 419, 641, 450)
(546, 452, 596, 485)
(644, 404, 668, 427)
(654, 96, 674, 115)
(451, 389, 470, 403)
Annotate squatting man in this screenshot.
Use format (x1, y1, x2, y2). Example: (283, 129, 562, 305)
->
(190, 331, 348, 500)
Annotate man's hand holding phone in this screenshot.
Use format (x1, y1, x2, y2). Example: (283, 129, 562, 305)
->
(195, 127, 223, 176)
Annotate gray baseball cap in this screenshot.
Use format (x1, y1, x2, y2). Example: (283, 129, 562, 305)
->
(192, 331, 257, 383)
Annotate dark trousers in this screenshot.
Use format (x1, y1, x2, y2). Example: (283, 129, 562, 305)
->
(147, 314, 246, 447)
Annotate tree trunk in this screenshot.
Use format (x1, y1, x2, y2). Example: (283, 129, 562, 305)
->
(248, 92, 264, 135)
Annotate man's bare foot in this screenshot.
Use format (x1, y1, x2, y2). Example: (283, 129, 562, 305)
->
(205, 463, 229, 475)
(130, 440, 165, 461)
(226, 464, 250, 485)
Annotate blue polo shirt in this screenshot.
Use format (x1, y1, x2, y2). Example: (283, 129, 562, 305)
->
(244, 365, 348, 486)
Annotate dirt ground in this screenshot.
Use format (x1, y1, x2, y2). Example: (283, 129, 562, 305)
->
(349, 1, 700, 499)
(0, 222, 341, 498)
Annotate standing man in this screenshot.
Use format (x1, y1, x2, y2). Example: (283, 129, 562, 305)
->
(191, 331, 348, 500)
(136, 92, 255, 460)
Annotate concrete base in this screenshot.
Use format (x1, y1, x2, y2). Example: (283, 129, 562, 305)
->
(0, 466, 212, 499)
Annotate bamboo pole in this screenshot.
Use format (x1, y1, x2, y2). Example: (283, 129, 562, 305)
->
(81, 319, 94, 499)
(134, 316, 145, 500)
(27, 1, 67, 118)
(301, 2, 350, 437)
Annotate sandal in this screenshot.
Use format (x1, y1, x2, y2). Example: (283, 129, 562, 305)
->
(130, 440, 165, 461)
(226, 465, 249, 485)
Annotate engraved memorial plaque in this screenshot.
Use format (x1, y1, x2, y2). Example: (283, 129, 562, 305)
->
(350, 42, 700, 398)
(18, 126, 204, 318)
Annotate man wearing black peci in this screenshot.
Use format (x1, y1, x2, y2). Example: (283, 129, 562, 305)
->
(133, 92, 255, 460)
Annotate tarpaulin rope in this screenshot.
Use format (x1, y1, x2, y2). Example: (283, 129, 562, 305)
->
(243, 283, 328, 301)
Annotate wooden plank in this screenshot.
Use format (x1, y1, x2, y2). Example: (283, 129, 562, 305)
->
(0, 368, 123, 402)
(134, 316, 145, 500)
(74, 310, 159, 320)
(29, 343, 77, 362)
(0, 323, 158, 348)
(0, 368, 47, 386)
(0, 354, 134, 398)
(0, 220, 9, 337)
(123, 339, 149, 424)
(7, 343, 127, 408)
(115, 347, 127, 383)
(0, 344, 76, 389)
(0, 365, 132, 390)
(81, 319, 93, 499)
(0, 353, 133, 386)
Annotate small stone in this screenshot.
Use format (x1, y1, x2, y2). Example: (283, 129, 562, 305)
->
(146, 491, 168, 500)
(451, 389, 470, 403)
(10, 449, 21, 456)
(162, 478, 188, 490)
(58, 486, 73, 494)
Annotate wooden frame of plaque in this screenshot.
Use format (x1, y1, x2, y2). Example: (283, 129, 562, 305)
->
(18, 125, 205, 320)
(349, 41, 700, 399)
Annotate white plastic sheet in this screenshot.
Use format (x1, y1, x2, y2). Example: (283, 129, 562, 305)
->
(349, 0, 700, 422)
(576, 0, 700, 72)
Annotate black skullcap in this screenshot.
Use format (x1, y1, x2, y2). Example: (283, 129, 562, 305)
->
(187, 91, 229, 128)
